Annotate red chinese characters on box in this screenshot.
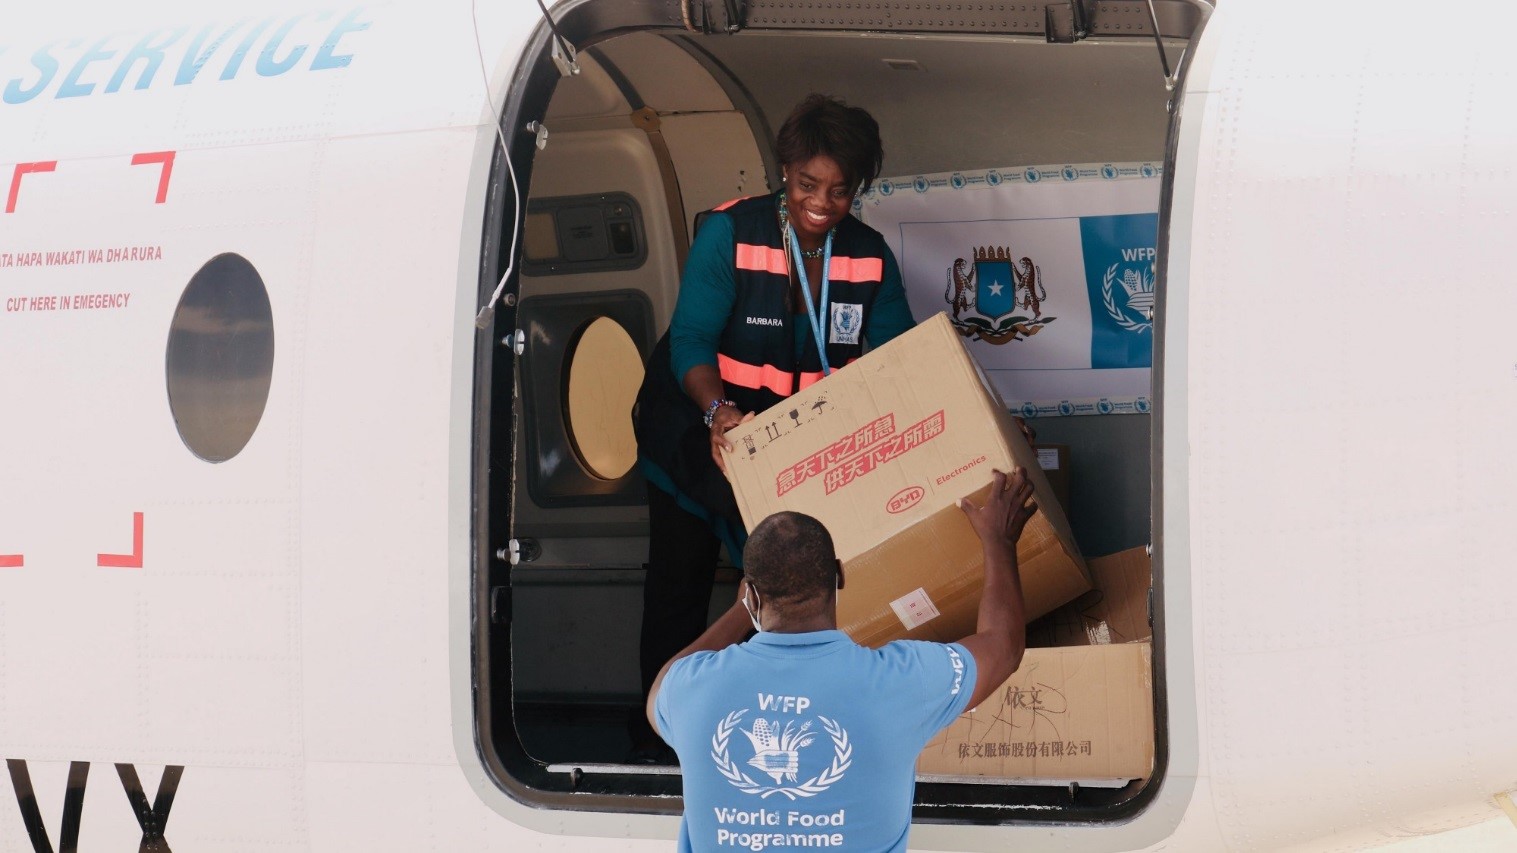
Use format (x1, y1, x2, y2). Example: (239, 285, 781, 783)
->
(774, 411, 948, 497)
(775, 414, 897, 497)
(820, 411, 946, 495)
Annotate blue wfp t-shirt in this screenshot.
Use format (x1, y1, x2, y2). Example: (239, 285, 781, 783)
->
(655, 630, 976, 853)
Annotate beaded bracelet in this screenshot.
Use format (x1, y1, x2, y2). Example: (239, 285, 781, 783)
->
(703, 398, 737, 428)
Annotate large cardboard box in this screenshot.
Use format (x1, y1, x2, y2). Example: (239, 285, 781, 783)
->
(919, 547, 1155, 784)
(720, 313, 1089, 648)
(918, 642, 1154, 783)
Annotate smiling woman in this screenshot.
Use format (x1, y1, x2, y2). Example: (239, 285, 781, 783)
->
(624, 93, 916, 760)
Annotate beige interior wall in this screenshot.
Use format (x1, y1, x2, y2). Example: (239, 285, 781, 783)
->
(526, 44, 767, 331)
(592, 32, 733, 113)
(518, 126, 681, 315)
(658, 112, 770, 251)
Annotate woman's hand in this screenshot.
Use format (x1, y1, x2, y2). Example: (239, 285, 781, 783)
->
(710, 405, 754, 474)
(1013, 416, 1037, 446)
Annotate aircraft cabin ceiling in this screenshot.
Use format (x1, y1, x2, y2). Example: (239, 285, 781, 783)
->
(581, 29, 1182, 178)
(550, 0, 1202, 175)
(668, 32, 1178, 175)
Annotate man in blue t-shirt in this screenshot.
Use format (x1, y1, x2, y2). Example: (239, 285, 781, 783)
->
(649, 467, 1037, 853)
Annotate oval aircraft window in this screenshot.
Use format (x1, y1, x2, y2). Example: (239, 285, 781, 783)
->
(564, 316, 642, 480)
(165, 253, 275, 463)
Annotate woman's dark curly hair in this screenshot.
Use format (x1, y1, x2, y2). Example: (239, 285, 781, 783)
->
(774, 94, 885, 196)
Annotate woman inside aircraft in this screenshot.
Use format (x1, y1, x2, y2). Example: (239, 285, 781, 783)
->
(628, 94, 915, 761)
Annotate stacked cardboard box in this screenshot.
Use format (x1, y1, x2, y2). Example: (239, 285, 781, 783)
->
(918, 547, 1155, 783)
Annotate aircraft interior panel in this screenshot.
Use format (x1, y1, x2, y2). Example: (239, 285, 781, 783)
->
(505, 42, 768, 743)
(656, 112, 772, 262)
(541, 50, 632, 121)
(591, 31, 739, 116)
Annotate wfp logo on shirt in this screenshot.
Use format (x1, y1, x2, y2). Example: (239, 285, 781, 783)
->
(712, 700, 852, 799)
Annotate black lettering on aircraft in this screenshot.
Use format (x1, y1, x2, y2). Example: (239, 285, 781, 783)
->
(6, 759, 184, 853)
(5, 760, 87, 853)
(116, 763, 182, 852)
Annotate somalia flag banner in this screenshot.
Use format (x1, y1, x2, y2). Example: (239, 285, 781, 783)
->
(856, 163, 1161, 417)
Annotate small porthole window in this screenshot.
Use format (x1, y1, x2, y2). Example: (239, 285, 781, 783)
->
(563, 316, 642, 480)
(165, 253, 275, 463)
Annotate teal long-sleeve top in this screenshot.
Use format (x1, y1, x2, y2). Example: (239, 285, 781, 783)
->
(668, 213, 916, 384)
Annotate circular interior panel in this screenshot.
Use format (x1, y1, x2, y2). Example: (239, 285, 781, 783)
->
(564, 316, 643, 480)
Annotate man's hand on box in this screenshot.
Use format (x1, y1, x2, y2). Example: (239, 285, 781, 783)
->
(710, 407, 755, 474)
(957, 468, 1037, 551)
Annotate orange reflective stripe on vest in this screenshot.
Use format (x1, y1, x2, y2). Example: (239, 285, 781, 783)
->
(734, 242, 788, 276)
(827, 255, 883, 283)
(718, 353, 795, 396)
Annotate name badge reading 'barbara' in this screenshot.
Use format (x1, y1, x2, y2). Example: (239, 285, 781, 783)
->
(829, 302, 862, 345)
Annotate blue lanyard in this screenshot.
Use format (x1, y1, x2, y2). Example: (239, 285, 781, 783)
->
(788, 224, 833, 377)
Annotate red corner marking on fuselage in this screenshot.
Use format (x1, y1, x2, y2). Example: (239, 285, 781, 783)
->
(0, 554, 22, 568)
(5, 161, 58, 214)
(97, 512, 145, 569)
(130, 151, 175, 204)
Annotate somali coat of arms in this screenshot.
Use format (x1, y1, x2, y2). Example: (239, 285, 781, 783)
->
(945, 246, 1056, 344)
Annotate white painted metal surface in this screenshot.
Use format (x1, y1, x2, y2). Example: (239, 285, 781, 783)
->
(2, 0, 1515, 850)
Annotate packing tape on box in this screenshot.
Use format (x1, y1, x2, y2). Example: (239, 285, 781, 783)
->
(1496, 791, 1517, 828)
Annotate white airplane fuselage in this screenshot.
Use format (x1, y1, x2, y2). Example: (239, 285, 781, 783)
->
(1, 1, 1515, 850)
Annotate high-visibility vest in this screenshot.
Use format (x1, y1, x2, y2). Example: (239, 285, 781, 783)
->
(708, 192, 886, 415)
(633, 192, 889, 515)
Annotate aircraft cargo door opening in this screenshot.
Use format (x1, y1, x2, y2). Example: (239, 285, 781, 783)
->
(470, 0, 1209, 826)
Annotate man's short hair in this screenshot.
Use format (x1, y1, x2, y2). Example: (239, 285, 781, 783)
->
(774, 94, 885, 196)
(743, 512, 838, 603)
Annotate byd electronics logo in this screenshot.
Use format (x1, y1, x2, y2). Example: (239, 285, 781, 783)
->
(886, 486, 924, 514)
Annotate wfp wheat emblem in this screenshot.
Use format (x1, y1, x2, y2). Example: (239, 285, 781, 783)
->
(711, 710, 852, 800)
(945, 246, 1057, 344)
(1101, 259, 1155, 333)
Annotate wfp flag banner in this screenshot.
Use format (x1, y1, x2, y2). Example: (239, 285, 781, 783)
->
(856, 163, 1161, 417)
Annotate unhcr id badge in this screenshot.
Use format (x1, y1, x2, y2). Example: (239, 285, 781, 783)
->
(829, 303, 863, 345)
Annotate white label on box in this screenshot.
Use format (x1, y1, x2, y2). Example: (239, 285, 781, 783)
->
(1037, 447, 1060, 470)
(890, 587, 942, 630)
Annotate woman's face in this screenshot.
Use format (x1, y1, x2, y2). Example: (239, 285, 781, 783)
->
(782, 155, 853, 245)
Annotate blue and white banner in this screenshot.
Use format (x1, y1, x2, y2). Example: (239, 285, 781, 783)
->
(856, 163, 1161, 417)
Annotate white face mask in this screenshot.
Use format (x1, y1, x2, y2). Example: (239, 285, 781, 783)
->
(741, 585, 763, 633)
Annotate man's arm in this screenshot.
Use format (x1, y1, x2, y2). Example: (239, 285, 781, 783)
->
(645, 585, 754, 734)
(954, 467, 1037, 710)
